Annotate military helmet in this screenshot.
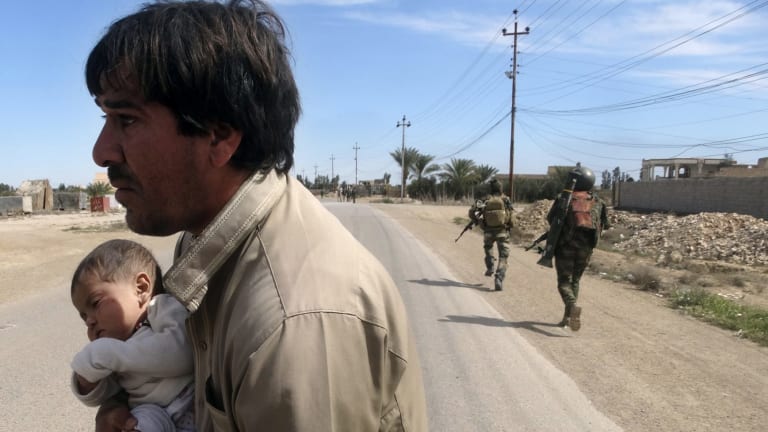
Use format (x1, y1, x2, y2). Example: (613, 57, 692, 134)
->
(567, 166, 595, 191)
(488, 177, 502, 194)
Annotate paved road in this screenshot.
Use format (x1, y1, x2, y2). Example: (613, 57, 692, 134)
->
(329, 202, 621, 432)
(0, 202, 620, 431)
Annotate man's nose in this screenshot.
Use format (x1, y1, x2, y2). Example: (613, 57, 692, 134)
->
(92, 125, 123, 168)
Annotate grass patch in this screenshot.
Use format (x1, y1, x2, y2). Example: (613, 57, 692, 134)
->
(369, 197, 395, 204)
(626, 265, 662, 291)
(453, 216, 470, 226)
(669, 288, 768, 347)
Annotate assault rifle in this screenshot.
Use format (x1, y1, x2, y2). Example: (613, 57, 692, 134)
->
(455, 203, 483, 242)
(454, 220, 476, 242)
(537, 177, 578, 267)
(525, 231, 548, 252)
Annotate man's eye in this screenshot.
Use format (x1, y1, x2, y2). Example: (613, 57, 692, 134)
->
(103, 114, 136, 128)
(118, 115, 136, 127)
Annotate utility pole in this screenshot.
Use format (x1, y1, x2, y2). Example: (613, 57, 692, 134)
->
(502, 10, 529, 202)
(353, 142, 360, 186)
(330, 154, 335, 190)
(396, 115, 411, 202)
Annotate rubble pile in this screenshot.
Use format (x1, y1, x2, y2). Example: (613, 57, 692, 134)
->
(610, 212, 768, 266)
(515, 201, 768, 266)
(514, 200, 553, 235)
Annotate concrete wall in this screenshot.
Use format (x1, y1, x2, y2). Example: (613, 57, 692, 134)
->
(0, 196, 32, 215)
(617, 177, 768, 219)
(53, 192, 87, 210)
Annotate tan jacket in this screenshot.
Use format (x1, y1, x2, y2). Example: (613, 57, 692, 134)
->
(164, 170, 428, 431)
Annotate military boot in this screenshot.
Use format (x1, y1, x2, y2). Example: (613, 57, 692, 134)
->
(494, 274, 503, 291)
(569, 306, 582, 331)
(558, 305, 571, 327)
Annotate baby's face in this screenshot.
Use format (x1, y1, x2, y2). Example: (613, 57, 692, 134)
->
(72, 274, 147, 341)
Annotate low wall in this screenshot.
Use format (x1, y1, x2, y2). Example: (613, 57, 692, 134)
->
(617, 177, 768, 219)
(0, 196, 32, 215)
(53, 192, 88, 210)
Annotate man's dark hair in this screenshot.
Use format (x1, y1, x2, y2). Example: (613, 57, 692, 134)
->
(85, 0, 301, 174)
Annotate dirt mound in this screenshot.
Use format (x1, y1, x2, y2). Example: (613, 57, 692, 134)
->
(515, 201, 768, 266)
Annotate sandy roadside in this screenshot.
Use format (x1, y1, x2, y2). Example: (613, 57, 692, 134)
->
(0, 211, 176, 305)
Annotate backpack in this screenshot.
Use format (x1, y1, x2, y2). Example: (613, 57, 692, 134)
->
(569, 191, 597, 230)
(483, 195, 508, 228)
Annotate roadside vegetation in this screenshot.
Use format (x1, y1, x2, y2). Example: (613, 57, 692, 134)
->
(669, 289, 768, 346)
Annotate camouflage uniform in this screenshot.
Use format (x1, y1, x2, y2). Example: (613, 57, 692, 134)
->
(469, 191, 514, 291)
(548, 190, 609, 330)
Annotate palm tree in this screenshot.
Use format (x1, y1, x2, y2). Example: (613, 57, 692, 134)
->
(474, 164, 499, 184)
(84, 182, 114, 198)
(410, 153, 440, 181)
(389, 146, 420, 194)
(438, 158, 478, 200)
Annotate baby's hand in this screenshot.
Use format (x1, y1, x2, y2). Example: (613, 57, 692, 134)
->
(75, 372, 98, 394)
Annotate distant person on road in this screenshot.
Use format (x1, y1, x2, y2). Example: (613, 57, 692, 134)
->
(468, 178, 514, 291)
(70, 239, 194, 432)
(84, 1, 427, 431)
(546, 166, 610, 331)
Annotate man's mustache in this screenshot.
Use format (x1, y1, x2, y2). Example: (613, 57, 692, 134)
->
(107, 166, 133, 184)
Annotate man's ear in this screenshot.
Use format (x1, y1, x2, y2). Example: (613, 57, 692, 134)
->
(135, 272, 152, 306)
(209, 123, 243, 168)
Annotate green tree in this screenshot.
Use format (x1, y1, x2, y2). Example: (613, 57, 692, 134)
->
(410, 153, 440, 182)
(474, 164, 499, 184)
(84, 182, 114, 198)
(0, 183, 16, 197)
(438, 158, 477, 200)
(389, 146, 420, 192)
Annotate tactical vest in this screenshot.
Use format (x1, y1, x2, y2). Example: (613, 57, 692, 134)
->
(483, 196, 508, 228)
(569, 191, 597, 230)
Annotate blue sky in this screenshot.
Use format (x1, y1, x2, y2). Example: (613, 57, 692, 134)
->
(2, 0, 767, 188)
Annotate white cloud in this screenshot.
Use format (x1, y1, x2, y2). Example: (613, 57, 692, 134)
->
(569, 0, 767, 58)
(342, 10, 505, 47)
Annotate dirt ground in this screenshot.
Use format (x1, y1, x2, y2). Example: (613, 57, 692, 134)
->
(2, 205, 767, 431)
(0, 212, 175, 305)
(370, 202, 768, 432)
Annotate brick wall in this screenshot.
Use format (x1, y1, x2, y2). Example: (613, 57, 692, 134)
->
(617, 177, 768, 219)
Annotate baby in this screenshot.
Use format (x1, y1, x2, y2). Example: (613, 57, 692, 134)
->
(70, 239, 194, 431)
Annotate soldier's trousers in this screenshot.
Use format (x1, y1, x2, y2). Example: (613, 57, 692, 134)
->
(483, 229, 510, 281)
(554, 242, 594, 307)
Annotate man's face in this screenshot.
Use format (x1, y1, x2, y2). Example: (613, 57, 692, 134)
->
(92, 86, 212, 236)
(72, 274, 147, 342)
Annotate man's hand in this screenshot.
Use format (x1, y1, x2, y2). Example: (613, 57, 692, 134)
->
(95, 393, 137, 432)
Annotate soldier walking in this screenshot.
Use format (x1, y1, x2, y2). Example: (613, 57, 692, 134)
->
(545, 166, 610, 331)
(468, 178, 514, 291)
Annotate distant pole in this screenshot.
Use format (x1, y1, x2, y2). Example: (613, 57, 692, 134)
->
(396, 115, 411, 202)
(353, 142, 360, 186)
(502, 10, 529, 202)
(330, 154, 335, 189)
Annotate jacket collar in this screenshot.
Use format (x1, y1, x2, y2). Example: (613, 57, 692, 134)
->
(164, 169, 286, 312)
